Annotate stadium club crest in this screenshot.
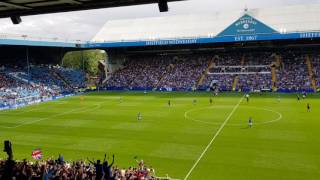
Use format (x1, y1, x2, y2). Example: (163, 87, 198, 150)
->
(218, 14, 278, 36)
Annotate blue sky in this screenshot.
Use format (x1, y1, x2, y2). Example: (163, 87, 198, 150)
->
(0, 0, 318, 41)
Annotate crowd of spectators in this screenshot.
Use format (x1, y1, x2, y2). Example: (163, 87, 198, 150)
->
(1, 50, 316, 107)
(237, 74, 272, 91)
(236, 52, 273, 91)
(130, 56, 175, 89)
(0, 72, 55, 108)
(311, 54, 320, 87)
(276, 52, 312, 91)
(52, 66, 86, 88)
(158, 55, 207, 90)
(203, 52, 272, 91)
(0, 65, 86, 108)
(107, 54, 209, 91)
(203, 74, 235, 91)
(0, 155, 157, 180)
(106, 51, 316, 92)
(107, 55, 176, 89)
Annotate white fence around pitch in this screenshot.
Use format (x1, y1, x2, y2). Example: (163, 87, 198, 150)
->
(207, 71, 271, 75)
(156, 177, 181, 180)
(0, 94, 76, 111)
(213, 65, 270, 68)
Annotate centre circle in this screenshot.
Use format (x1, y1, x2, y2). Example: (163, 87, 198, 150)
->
(184, 106, 282, 126)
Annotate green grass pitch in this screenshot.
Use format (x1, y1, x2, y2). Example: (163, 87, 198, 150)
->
(0, 92, 320, 179)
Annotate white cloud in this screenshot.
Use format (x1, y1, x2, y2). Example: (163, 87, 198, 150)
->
(0, 0, 319, 41)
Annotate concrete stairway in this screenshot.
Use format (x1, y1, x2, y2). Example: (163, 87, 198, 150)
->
(305, 55, 317, 92)
(197, 55, 218, 88)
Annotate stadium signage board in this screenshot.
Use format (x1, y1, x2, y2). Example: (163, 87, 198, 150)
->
(217, 14, 278, 37)
(85, 31, 320, 48)
(86, 14, 320, 48)
(0, 32, 319, 48)
(299, 32, 320, 39)
(145, 39, 197, 46)
(2, 11, 320, 48)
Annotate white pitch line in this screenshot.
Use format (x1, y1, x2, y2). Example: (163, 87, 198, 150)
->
(0, 103, 103, 129)
(183, 96, 244, 180)
(184, 106, 283, 126)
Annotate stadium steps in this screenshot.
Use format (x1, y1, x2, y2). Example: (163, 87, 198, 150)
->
(6, 72, 30, 84)
(275, 55, 280, 67)
(271, 54, 283, 91)
(240, 55, 246, 66)
(49, 70, 73, 89)
(271, 66, 277, 91)
(232, 55, 245, 91)
(130, 64, 150, 87)
(232, 75, 239, 91)
(276, 54, 284, 69)
(154, 63, 176, 89)
(99, 60, 110, 85)
(305, 55, 317, 92)
(196, 55, 218, 88)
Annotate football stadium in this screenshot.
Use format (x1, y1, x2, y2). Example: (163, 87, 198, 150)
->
(0, 0, 320, 179)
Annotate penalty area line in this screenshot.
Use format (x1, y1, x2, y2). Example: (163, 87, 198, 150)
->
(183, 95, 244, 180)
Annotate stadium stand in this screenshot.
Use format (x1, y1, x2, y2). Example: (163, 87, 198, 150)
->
(1, 50, 317, 110)
(276, 52, 312, 92)
(2, 3, 320, 180)
(52, 67, 86, 88)
(310, 54, 320, 87)
(0, 64, 86, 109)
(0, 156, 156, 179)
(158, 55, 207, 91)
(105, 51, 317, 93)
(203, 53, 244, 91)
(107, 55, 177, 90)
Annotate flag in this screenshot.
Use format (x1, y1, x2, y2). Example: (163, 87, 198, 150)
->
(32, 149, 43, 160)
